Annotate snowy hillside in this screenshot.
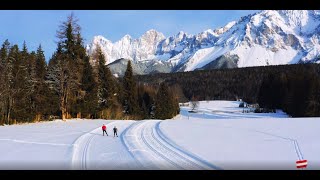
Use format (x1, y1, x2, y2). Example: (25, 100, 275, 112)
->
(86, 10, 320, 75)
(1, 100, 320, 170)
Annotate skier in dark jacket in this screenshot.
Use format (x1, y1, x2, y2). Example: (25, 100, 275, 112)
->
(102, 124, 108, 136)
(113, 126, 118, 137)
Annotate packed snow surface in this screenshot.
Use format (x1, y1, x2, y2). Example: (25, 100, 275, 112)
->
(0, 101, 319, 170)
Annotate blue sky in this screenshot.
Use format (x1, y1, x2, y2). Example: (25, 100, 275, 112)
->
(0, 10, 259, 61)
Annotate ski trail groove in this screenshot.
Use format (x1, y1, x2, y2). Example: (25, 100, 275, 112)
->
(81, 134, 95, 169)
(122, 120, 221, 170)
(253, 130, 305, 160)
(120, 121, 145, 169)
(294, 140, 304, 160)
(155, 121, 222, 170)
(71, 121, 115, 170)
(140, 121, 183, 169)
(151, 122, 209, 169)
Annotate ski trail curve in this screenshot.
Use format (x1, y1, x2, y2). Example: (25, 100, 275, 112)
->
(155, 121, 222, 169)
(119, 121, 145, 169)
(71, 121, 116, 170)
(122, 120, 221, 170)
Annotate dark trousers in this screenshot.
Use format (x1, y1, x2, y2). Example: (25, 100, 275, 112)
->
(103, 130, 108, 136)
(114, 131, 118, 137)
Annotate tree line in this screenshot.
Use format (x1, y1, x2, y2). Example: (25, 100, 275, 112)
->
(137, 63, 320, 117)
(258, 66, 320, 117)
(0, 14, 179, 125)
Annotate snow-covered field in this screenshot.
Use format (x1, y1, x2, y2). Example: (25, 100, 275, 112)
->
(0, 100, 319, 170)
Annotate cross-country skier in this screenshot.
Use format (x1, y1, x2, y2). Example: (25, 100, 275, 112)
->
(113, 126, 118, 137)
(102, 124, 108, 136)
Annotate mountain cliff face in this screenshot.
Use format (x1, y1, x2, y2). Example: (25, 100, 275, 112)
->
(86, 10, 320, 76)
(86, 29, 165, 65)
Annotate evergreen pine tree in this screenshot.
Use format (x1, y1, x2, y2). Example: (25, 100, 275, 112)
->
(81, 55, 98, 118)
(155, 82, 171, 119)
(123, 60, 138, 117)
(0, 40, 10, 124)
(2, 43, 17, 124)
(137, 83, 149, 118)
(9, 44, 30, 122)
(49, 13, 86, 120)
(36, 45, 47, 80)
(32, 45, 53, 121)
(26, 51, 37, 120)
(96, 47, 116, 118)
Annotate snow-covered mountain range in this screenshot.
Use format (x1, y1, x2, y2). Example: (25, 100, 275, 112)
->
(86, 10, 320, 76)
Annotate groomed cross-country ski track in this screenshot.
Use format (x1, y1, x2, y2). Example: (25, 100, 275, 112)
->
(70, 120, 221, 170)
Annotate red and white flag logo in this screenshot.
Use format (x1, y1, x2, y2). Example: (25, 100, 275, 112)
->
(296, 160, 307, 169)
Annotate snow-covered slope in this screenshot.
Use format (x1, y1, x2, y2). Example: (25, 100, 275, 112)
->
(86, 10, 320, 74)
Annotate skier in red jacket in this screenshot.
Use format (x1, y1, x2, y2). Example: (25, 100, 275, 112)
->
(102, 124, 108, 136)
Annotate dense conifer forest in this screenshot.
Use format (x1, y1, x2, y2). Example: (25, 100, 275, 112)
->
(137, 63, 320, 117)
